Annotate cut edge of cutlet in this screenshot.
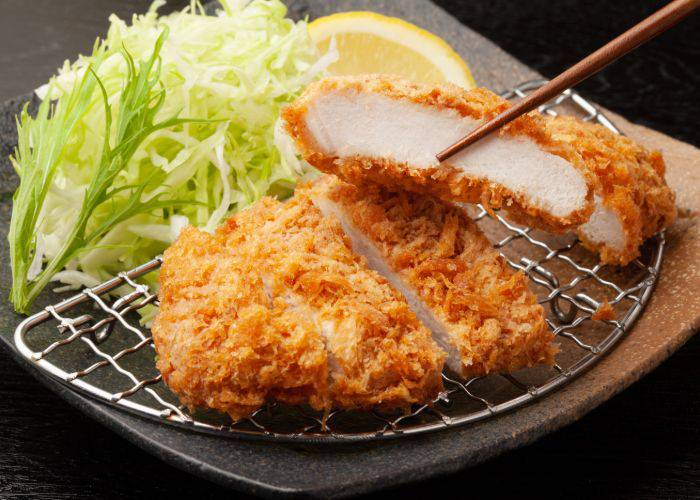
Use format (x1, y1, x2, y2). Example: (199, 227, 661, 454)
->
(282, 74, 595, 234)
(304, 176, 557, 378)
(545, 115, 677, 265)
(311, 190, 464, 373)
(235, 192, 446, 412)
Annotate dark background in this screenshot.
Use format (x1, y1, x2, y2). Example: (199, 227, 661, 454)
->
(0, 1, 698, 498)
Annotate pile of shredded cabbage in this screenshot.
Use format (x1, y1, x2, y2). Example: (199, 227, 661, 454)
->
(24, 0, 334, 300)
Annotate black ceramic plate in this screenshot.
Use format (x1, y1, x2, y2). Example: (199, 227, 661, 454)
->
(0, 1, 680, 497)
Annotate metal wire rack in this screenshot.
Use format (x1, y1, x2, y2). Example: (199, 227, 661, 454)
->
(14, 80, 664, 442)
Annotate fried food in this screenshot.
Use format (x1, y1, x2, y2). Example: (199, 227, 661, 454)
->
(152, 192, 445, 419)
(306, 176, 555, 378)
(282, 74, 594, 233)
(153, 174, 559, 417)
(545, 115, 676, 265)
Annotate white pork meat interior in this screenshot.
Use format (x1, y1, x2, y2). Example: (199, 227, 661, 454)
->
(303, 90, 589, 220)
(578, 196, 626, 252)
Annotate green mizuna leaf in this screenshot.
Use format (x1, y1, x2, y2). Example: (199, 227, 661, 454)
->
(10, 31, 184, 312)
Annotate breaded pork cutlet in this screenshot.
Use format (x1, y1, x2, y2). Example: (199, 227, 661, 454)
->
(152, 193, 445, 419)
(306, 176, 555, 378)
(282, 75, 594, 233)
(545, 115, 676, 265)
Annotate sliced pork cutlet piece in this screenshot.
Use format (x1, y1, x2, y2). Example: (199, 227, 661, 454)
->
(306, 176, 555, 378)
(282, 74, 594, 233)
(152, 195, 445, 420)
(545, 115, 677, 265)
(152, 222, 329, 419)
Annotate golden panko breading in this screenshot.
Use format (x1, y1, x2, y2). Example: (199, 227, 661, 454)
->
(282, 75, 594, 233)
(545, 115, 676, 265)
(306, 176, 556, 377)
(152, 193, 445, 419)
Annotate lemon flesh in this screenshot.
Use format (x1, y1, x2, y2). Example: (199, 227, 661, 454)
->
(309, 12, 476, 89)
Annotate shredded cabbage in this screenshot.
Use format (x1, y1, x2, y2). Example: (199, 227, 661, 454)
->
(10, 0, 335, 313)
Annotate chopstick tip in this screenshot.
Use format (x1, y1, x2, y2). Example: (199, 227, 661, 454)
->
(435, 146, 454, 163)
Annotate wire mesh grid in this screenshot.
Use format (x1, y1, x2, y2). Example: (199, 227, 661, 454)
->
(14, 80, 665, 442)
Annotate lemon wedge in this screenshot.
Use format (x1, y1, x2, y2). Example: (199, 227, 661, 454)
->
(308, 11, 476, 89)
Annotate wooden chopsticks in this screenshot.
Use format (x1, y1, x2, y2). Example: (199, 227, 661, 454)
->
(436, 0, 700, 163)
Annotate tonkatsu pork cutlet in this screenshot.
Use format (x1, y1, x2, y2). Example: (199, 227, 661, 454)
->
(282, 74, 594, 233)
(306, 176, 555, 378)
(545, 115, 676, 265)
(152, 193, 444, 419)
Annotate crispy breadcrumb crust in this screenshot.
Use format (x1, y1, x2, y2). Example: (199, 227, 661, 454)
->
(592, 301, 616, 322)
(282, 74, 594, 233)
(152, 224, 329, 419)
(306, 176, 556, 377)
(152, 194, 444, 419)
(545, 116, 677, 265)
